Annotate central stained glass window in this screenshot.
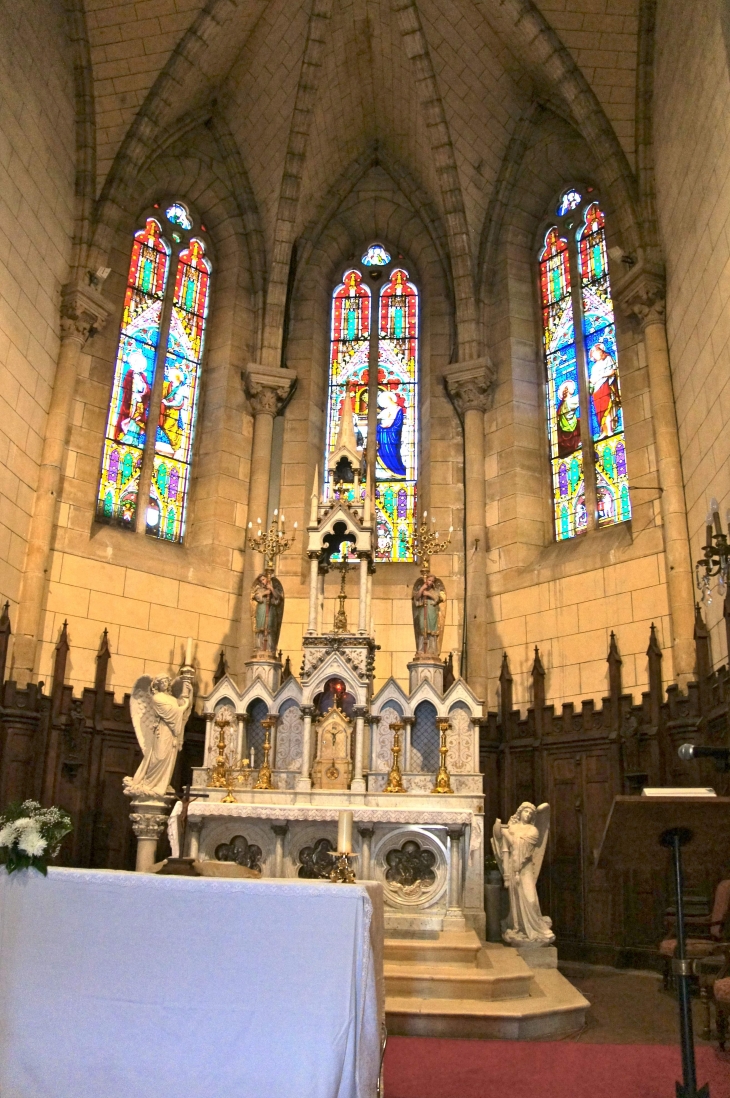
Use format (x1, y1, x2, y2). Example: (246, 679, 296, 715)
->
(325, 257, 419, 563)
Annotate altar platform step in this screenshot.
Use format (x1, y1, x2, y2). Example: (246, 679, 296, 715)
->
(384, 935, 589, 1040)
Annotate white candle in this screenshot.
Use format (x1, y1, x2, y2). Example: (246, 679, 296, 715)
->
(337, 810, 353, 854)
(185, 637, 192, 665)
(250, 746, 255, 768)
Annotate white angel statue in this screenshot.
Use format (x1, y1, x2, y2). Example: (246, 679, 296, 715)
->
(492, 801, 555, 946)
(123, 674, 194, 798)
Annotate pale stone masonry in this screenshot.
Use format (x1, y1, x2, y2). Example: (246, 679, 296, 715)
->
(0, 0, 727, 709)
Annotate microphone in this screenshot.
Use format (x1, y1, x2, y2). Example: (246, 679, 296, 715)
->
(678, 743, 730, 762)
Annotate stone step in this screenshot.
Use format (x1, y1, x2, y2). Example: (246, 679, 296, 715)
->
(385, 967, 590, 1040)
(383, 929, 482, 967)
(385, 960, 531, 1002)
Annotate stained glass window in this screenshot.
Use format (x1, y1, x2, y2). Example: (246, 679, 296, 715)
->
(540, 227, 585, 540)
(97, 203, 211, 543)
(578, 203, 631, 528)
(540, 190, 630, 540)
(324, 255, 419, 563)
(362, 243, 391, 266)
(376, 268, 418, 562)
(97, 218, 170, 529)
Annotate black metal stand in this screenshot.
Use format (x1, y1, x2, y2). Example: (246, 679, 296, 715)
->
(659, 827, 710, 1098)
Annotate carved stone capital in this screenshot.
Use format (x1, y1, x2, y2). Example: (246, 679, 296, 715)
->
(443, 357, 495, 415)
(352, 705, 368, 719)
(447, 825, 465, 842)
(60, 281, 111, 345)
(130, 811, 169, 842)
(245, 362, 296, 416)
(614, 264, 666, 329)
(357, 826, 375, 839)
(271, 823, 289, 837)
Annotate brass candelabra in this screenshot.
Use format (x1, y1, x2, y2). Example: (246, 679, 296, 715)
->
(384, 721, 407, 794)
(207, 715, 233, 789)
(432, 719, 454, 794)
(333, 559, 350, 633)
(253, 716, 276, 790)
(247, 510, 297, 573)
(411, 511, 453, 575)
(696, 497, 730, 605)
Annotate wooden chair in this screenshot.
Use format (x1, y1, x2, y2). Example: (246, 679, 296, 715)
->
(659, 879, 730, 990)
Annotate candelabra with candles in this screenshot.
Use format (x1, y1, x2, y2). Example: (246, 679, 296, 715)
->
(432, 719, 454, 794)
(411, 511, 453, 575)
(247, 509, 297, 573)
(696, 497, 730, 605)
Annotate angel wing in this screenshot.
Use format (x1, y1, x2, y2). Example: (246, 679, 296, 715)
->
(129, 676, 158, 757)
(532, 803, 550, 881)
(491, 818, 506, 878)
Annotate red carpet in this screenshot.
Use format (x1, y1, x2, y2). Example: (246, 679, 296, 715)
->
(383, 1037, 730, 1098)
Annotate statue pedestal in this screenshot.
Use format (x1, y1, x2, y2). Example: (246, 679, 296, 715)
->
(127, 793, 175, 872)
(408, 658, 443, 694)
(244, 657, 282, 692)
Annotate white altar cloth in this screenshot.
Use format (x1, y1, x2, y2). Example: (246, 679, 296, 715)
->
(0, 867, 384, 1098)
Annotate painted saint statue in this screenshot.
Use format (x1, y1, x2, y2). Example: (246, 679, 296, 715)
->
(411, 573, 446, 660)
(377, 388, 407, 477)
(588, 342, 620, 438)
(250, 572, 284, 657)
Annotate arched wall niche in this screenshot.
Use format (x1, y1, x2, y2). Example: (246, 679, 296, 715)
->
(476, 110, 673, 713)
(275, 164, 464, 692)
(35, 146, 259, 696)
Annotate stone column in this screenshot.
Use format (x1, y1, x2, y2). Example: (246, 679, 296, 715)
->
(444, 825, 467, 931)
(307, 553, 319, 633)
(618, 269, 695, 683)
(14, 283, 110, 684)
(238, 363, 296, 668)
(444, 360, 494, 702)
(271, 823, 288, 877)
(129, 793, 175, 872)
(297, 705, 315, 792)
(186, 819, 202, 859)
(357, 554, 368, 633)
(351, 706, 367, 793)
(358, 826, 374, 880)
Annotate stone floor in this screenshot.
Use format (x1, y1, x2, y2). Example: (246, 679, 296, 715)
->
(559, 962, 714, 1044)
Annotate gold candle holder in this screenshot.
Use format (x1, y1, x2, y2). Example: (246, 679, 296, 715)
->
(384, 721, 407, 794)
(432, 719, 454, 794)
(254, 716, 276, 790)
(222, 773, 237, 803)
(207, 717, 231, 789)
(333, 559, 350, 633)
(329, 851, 357, 883)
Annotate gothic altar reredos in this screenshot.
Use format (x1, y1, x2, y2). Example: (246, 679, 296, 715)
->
(178, 461, 485, 934)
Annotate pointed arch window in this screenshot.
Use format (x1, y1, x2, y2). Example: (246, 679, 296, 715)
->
(540, 189, 630, 541)
(96, 201, 211, 543)
(325, 249, 419, 563)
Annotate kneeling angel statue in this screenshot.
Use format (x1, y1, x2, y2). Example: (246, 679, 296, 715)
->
(492, 801, 555, 946)
(124, 674, 194, 798)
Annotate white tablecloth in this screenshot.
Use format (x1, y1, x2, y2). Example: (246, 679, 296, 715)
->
(0, 867, 384, 1098)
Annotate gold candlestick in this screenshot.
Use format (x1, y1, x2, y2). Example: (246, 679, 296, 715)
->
(432, 719, 454, 794)
(207, 715, 231, 789)
(254, 716, 276, 790)
(333, 559, 350, 633)
(329, 851, 357, 884)
(384, 721, 407, 794)
(411, 512, 453, 576)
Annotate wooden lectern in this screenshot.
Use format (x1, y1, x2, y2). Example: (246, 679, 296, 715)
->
(597, 796, 730, 1098)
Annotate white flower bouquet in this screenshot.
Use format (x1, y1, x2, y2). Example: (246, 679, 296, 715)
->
(0, 800, 72, 875)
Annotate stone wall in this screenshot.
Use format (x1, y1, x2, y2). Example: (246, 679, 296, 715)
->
(654, 0, 730, 673)
(0, 0, 75, 615)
